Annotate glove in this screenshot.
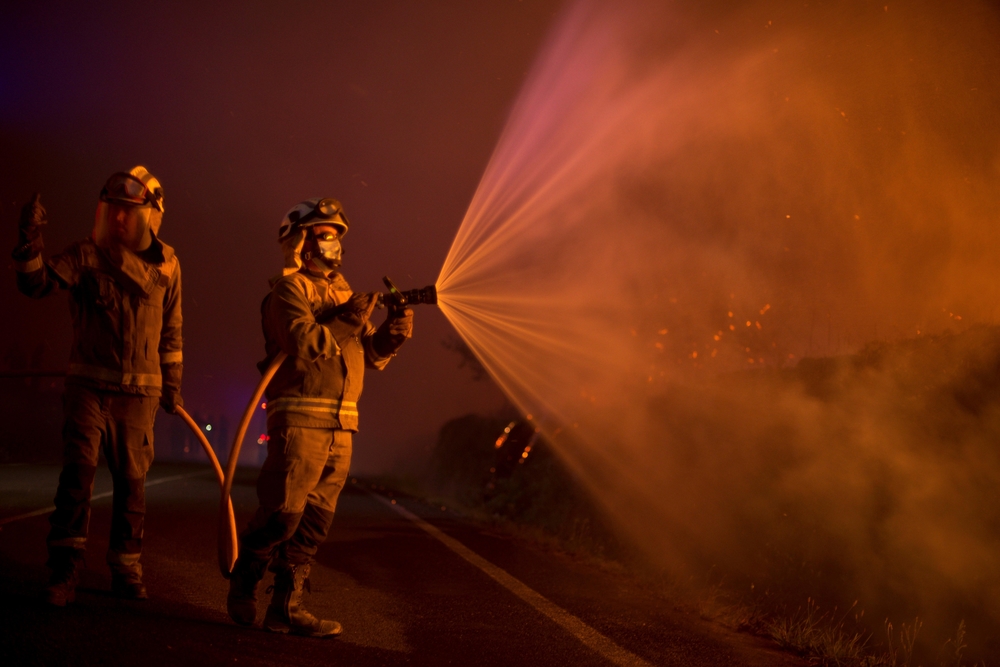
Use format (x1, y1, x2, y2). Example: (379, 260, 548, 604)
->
(160, 362, 183, 414)
(160, 392, 184, 414)
(387, 306, 413, 338)
(373, 307, 414, 357)
(321, 292, 378, 347)
(13, 193, 47, 261)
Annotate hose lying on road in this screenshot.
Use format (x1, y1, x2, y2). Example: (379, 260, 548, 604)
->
(175, 405, 239, 575)
(218, 352, 287, 578)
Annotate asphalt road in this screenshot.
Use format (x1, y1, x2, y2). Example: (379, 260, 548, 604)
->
(0, 462, 805, 666)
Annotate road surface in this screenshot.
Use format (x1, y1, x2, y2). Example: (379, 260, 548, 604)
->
(0, 462, 804, 666)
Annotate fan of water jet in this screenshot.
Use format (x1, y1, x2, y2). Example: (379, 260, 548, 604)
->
(435, 0, 1000, 656)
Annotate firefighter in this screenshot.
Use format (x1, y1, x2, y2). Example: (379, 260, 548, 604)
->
(226, 198, 413, 637)
(12, 167, 183, 605)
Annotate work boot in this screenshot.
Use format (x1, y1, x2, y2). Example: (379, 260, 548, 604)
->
(263, 564, 342, 637)
(44, 547, 84, 607)
(45, 568, 80, 607)
(227, 556, 268, 626)
(111, 571, 148, 600)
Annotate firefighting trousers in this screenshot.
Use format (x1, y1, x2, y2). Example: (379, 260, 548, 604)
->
(47, 384, 156, 576)
(239, 427, 352, 569)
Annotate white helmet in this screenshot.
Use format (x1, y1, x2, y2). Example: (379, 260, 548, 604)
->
(277, 198, 350, 275)
(277, 198, 349, 240)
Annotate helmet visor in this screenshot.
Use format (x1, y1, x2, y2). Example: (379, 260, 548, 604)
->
(93, 201, 153, 251)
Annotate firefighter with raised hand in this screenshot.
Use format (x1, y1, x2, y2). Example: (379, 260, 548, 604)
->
(12, 167, 183, 606)
(226, 198, 413, 637)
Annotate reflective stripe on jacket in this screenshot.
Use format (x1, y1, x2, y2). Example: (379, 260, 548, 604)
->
(15, 237, 182, 396)
(261, 270, 389, 431)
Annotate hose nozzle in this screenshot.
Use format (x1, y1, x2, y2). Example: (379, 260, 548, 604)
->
(376, 276, 437, 309)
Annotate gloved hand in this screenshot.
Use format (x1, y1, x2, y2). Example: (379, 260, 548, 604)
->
(321, 292, 378, 347)
(374, 307, 414, 357)
(159, 391, 184, 414)
(386, 306, 413, 338)
(160, 362, 183, 414)
(13, 193, 47, 261)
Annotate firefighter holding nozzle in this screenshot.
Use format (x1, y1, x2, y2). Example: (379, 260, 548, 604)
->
(226, 198, 413, 637)
(12, 167, 183, 605)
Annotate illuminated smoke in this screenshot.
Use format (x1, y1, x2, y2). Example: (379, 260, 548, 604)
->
(437, 0, 1000, 655)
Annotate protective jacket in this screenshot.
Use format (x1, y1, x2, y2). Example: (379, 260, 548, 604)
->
(14, 236, 182, 398)
(260, 270, 389, 431)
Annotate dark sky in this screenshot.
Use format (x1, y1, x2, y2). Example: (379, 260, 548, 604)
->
(1, 1, 561, 472)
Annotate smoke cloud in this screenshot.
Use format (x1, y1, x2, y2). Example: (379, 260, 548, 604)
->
(438, 0, 1000, 657)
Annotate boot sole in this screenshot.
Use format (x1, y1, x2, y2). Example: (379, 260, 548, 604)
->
(112, 587, 148, 600)
(263, 616, 342, 638)
(45, 590, 76, 607)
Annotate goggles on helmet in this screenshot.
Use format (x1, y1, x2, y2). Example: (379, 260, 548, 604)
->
(290, 198, 350, 230)
(100, 172, 163, 210)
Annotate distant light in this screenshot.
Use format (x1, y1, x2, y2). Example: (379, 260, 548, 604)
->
(257, 438, 264, 445)
(205, 424, 213, 431)
(261, 402, 267, 410)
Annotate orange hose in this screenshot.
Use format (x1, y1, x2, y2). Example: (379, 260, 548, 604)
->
(176, 405, 238, 574)
(218, 352, 287, 578)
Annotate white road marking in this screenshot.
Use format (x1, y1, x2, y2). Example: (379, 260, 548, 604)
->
(368, 491, 653, 667)
(0, 470, 209, 526)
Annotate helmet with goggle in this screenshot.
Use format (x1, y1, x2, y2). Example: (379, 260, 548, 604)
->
(278, 198, 349, 241)
(93, 166, 164, 251)
(100, 166, 164, 212)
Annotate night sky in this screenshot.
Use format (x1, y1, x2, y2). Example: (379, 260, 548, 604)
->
(1, 1, 561, 471)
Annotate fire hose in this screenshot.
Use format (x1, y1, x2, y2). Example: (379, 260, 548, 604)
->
(217, 351, 286, 577)
(174, 405, 239, 574)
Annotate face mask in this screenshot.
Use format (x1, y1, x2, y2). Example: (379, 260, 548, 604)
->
(302, 230, 342, 272)
(316, 237, 341, 264)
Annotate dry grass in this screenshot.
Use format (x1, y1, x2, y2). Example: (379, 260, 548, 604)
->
(710, 593, 983, 667)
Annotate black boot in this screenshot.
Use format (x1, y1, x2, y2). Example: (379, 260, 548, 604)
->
(263, 564, 341, 637)
(45, 547, 84, 607)
(111, 571, 148, 600)
(227, 555, 268, 626)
